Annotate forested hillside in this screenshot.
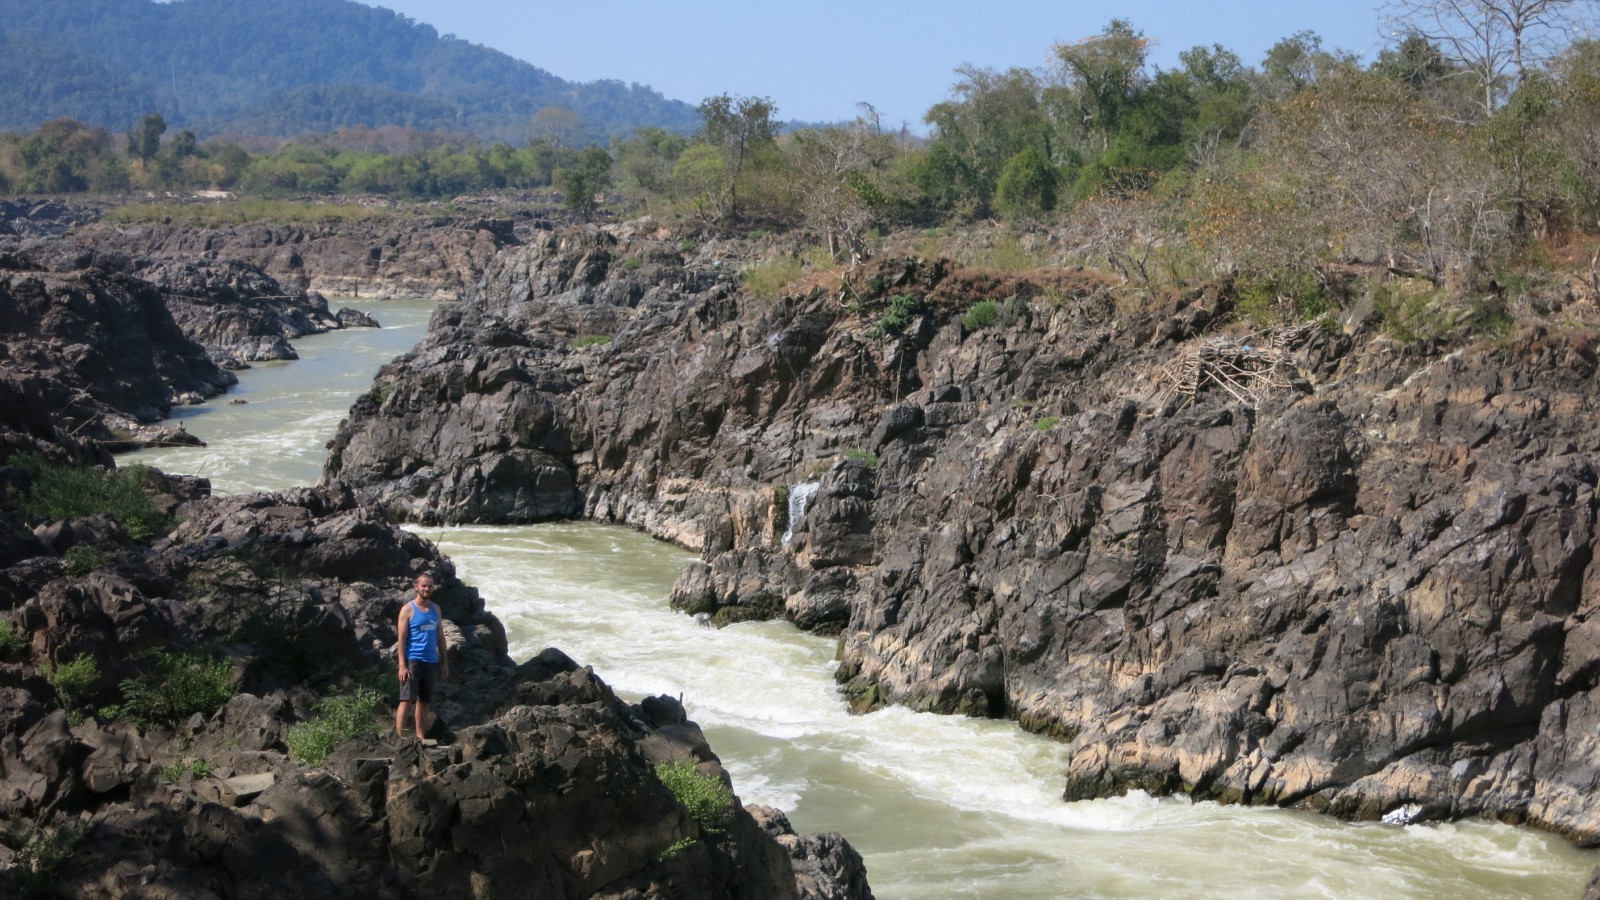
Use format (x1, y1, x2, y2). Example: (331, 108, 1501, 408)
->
(0, 0, 700, 141)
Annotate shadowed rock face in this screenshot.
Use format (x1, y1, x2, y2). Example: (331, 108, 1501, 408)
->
(327, 223, 1600, 842)
(0, 480, 871, 899)
(0, 246, 382, 453)
(0, 254, 237, 447)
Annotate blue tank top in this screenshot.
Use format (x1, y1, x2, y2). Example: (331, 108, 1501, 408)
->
(405, 600, 440, 663)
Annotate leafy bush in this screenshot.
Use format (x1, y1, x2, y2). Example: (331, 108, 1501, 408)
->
(286, 688, 383, 766)
(0, 822, 89, 900)
(572, 334, 614, 349)
(1235, 271, 1332, 327)
(7, 455, 172, 541)
(160, 757, 216, 783)
(655, 759, 733, 833)
(1035, 416, 1061, 431)
(0, 620, 23, 659)
(62, 546, 106, 578)
(962, 300, 1000, 331)
(44, 654, 99, 723)
(111, 652, 234, 726)
(872, 293, 923, 338)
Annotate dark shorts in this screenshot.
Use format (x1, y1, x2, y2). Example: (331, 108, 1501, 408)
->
(399, 661, 439, 704)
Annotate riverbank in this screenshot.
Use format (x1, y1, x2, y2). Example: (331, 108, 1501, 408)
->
(324, 221, 1600, 851)
(0, 221, 873, 897)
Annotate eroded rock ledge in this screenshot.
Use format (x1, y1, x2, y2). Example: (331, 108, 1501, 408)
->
(326, 223, 1600, 843)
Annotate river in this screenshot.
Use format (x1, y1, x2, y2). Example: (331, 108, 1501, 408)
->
(123, 297, 1600, 899)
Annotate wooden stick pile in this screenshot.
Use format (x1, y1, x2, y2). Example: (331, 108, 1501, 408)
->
(1158, 323, 1315, 410)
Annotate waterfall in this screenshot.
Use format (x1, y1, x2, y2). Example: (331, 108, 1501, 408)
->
(781, 481, 820, 547)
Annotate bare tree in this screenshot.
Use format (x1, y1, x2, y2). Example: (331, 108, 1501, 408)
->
(787, 108, 897, 263)
(1383, 0, 1598, 114)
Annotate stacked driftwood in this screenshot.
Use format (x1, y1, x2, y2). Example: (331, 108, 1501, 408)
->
(1158, 322, 1316, 410)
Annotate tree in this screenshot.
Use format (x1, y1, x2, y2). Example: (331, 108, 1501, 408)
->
(1052, 19, 1150, 150)
(1552, 39, 1600, 226)
(615, 126, 689, 210)
(128, 112, 165, 162)
(995, 146, 1060, 219)
(168, 129, 197, 160)
(530, 107, 591, 152)
(787, 107, 901, 261)
(696, 93, 778, 221)
(925, 65, 1047, 214)
(1261, 31, 1353, 98)
(1383, 0, 1600, 114)
(555, 146, 613, 221)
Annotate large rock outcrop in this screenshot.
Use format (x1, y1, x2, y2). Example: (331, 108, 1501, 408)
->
(0, 252, 236, 448)
(71, 214, 521, 302)
(0, 477, 871, 898)
(325, 223, 1600, 844)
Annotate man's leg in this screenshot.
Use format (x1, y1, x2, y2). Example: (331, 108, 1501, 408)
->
(396, 700, 411, 737)
(413, 700, 429, 739)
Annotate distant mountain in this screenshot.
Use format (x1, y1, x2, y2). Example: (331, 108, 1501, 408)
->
(0, 0, 702, 142)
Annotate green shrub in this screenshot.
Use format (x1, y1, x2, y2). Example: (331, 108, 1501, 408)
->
(160, 757, 216, 783)
(572, 334, 614, 349)
(286, 687, 383, 766)
(44, 654, 99, 722)
(655, 759, 733, 833)
(1035, 416, 1061, 431)
(7, 455, 172, 541)
(872, 293, 922, 338)
(0, 620, 23, 659)
(622, 256, 644, 270)
(0, 822, 89, 900)
(1235, 270, 1333, 327)
(113, 651, 234, 726)
(62, 546, 106, 578)
(962, 300, 1000, 331)
(1372, 280, 1449, 342)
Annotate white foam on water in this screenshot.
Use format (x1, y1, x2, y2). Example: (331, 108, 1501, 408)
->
(421, 521, 1600, 900)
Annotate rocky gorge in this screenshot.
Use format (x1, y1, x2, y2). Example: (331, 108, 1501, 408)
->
(321, 221, 1600, 858)
(0, 204, 873, 899)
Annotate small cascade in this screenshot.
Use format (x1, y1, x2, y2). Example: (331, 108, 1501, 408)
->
(781, 481, 820, 547)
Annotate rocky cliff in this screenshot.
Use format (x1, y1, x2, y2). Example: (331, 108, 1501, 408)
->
(0, 247, 376, 449)
(0, 223, 872, 897)
(0, 250, 236, 449)
(0, 476, 868, 898)
(325, 224, 1600, 844)
(71, 213, 521, 302)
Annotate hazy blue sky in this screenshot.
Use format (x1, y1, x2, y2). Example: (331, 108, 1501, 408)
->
(371, 0, 1391, 129)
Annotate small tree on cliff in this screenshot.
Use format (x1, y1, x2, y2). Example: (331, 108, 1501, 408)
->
(555, 146, 614, 221)
(696, 93, 778, 222)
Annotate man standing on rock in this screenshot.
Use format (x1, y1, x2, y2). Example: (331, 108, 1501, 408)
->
(396, 572, 449, 740)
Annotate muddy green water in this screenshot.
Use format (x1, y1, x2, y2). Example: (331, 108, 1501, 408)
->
(122, 298, 1600, 899)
